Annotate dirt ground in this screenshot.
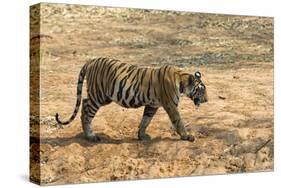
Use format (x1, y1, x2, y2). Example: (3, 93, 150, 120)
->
(30, 3, 274, 185)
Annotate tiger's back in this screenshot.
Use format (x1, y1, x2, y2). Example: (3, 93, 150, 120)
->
(85, 58, 179, 109)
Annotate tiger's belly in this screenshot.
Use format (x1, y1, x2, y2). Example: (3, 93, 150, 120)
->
(110, 92, 161, 108)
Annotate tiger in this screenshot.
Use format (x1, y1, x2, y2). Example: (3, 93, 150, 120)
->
(55, 57, 208, 142)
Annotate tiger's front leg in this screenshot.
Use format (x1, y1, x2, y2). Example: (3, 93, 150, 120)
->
(164, 105, 195, 142)
(81, 98, 101, 142)
(138, 106, 158, 141)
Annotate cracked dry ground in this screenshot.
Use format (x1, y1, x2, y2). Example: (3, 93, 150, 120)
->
(30, 4, 273, 185)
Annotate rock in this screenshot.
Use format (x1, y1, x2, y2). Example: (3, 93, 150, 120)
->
(242, 153, 256, 170)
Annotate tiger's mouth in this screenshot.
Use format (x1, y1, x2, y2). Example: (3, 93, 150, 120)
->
(193, 98, 201, 106)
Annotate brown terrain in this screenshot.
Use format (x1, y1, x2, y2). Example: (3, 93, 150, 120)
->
(30, 3, 274, 185)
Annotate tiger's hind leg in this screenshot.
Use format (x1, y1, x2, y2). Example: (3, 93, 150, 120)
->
(81, 98, 101, 142)
(138, 106, 158, 141)
(164, 105, 195, 142)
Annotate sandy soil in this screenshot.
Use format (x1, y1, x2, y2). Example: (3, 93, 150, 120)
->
(30, 3, 273, 185)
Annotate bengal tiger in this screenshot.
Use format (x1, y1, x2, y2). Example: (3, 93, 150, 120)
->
(55, 57, 208, 142)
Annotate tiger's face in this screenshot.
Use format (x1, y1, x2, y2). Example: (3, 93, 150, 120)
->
(180, 71, 208, 107)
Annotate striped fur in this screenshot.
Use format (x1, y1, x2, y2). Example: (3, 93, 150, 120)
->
(55, 57, 208, 142)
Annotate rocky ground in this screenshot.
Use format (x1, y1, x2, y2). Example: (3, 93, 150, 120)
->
(30, 3, 273, 185)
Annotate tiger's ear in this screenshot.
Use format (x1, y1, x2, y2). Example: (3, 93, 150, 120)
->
(195, 71, 201, 79)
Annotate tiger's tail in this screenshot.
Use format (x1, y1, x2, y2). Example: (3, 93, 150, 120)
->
(55, 62, 90, 126)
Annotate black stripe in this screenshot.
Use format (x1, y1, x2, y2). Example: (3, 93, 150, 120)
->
(140, 69, 147, 86)
(153, 69, 159, 97)
(158, 68, 161, 84)
(88, 106, 97, 116)
(88, 59, 100, 93)
(108, 68, 118, 85)
(107, 63, 127, 86)
(110, 77, 117, 97)
(88, 97, 100, 110)
(147, 70, 153, 101)
(132, 69, 141, 91)
(162, 66, 169, 99)
(130, 69, 139, 84)
(119, 66, 128, 74)
(137, 93, 142, 105)
(125, 85, 132, 100)
(172, 70, 180, 103)
(162, 66, 177, 106)
(129, 97, 135, 107)
(124, 69, 139, 100)
(118, 63, 127, 69)
(117, 75, 128, 101)
(91, 60, 104, 102)
(118, 67, 136, 101)
(127, 64, 137, 72)
(135, 69, 147, 95)
(105, 60, 118, 77)
(114, 77, 127, 99)
(109, 64, 127, 83)
(142, 92, 146, 103)
(108, 65, 129, 97)
(121, 100, 129, 108)
(91, 101, 99, 110)
(153, 86, 157, 99)
(96, 90, 104, 105)
(99, 58, 110, 93)
(103, 60, 117, 96)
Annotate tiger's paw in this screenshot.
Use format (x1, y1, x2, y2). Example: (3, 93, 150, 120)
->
(181, 134, 195, 142)
(86, 135, 101, 142)
(138, 134, 151, 141)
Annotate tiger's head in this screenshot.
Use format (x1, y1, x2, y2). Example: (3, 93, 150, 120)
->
(180, 71, 208, 107)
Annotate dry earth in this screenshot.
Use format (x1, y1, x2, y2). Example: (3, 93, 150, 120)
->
(30, 3, 274, 185)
